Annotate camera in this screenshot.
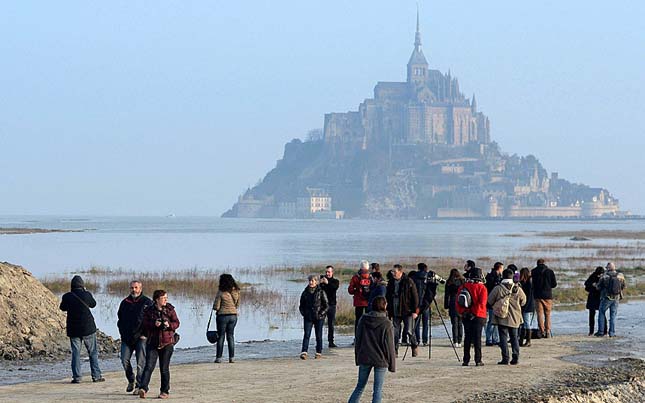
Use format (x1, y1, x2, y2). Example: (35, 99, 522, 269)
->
(425, 271, 446, 285)
(157, 311, 169, 330)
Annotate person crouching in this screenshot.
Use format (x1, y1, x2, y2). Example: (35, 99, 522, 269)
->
(299, 275, 329, 359)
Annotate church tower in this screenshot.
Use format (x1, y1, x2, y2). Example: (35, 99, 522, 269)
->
(406, 8, 428, 87)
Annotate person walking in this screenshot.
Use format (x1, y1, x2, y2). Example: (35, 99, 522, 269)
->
(518, 268, 535, 347)
(385, 264, 419, 357)
(59, 275, 104, 384)
(348, 260, 372, 338)
(531, 258, 557, 338)
(117, 280, 153, 394)
(348, 296, 395, 403)
(596, 262, 626, 337)
(484, 262, 504, 346)
(444, 268, 465, 347)
(299, 275, 329, 359)
(455, 267, 488, 367)
(585, 266, 606, 336)
(488, 269, 526, 365)
(320, 265, 340, 348)
(213, 274, 240, 363)
(138, 290, 180, 399)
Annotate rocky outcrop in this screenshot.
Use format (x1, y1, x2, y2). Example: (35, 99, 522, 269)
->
(0, 262, 118, 360)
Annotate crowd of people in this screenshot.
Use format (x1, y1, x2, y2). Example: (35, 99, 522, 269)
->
(57, 259, 627, 401)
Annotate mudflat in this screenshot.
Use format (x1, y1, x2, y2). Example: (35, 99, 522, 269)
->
(0, 335, 625, 403)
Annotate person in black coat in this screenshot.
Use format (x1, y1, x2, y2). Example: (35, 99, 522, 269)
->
(531, 259, 557, 338)
(518, 268, 535, 347)
(319, 265, 340, 348)
(386, 265, 419, 357)
(584, 267, 607, 336)
(299, 275, 328, 359)
(117, 280, 153, 394)
(444, 268, 465, 347)
(59, 275, 104, 383)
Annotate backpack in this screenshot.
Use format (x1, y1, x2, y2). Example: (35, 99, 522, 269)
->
(359, 276, 372, 298)
(457, 287, 472, 309)
(608, 274, 623, 297)
(492, 284, 516, 319)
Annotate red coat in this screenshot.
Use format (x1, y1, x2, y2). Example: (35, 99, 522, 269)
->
(142, 303, 180, 349)
(348, 271, 371, 307)
(455, 282, 488, 319)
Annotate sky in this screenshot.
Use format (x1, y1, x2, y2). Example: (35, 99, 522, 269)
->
(1, 1, 644, 216)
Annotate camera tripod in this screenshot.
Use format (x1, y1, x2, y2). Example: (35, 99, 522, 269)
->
(402, 297, 461, 362)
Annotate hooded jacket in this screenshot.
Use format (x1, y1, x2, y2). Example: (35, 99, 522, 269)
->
(455, 280, 488, 319)
(117, 293, 153, 345)
(59, 275, 97, 338)
(385, 274, 419, 318)
(488, 280, 527, 328)
(354, 311, 396, 372)
(348, 270, 371, 307)
(299, 285, 329, 321)
(531, 263, 557, 299)
(142, 303, 180, 349)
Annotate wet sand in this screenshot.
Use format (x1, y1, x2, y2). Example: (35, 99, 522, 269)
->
(0, 335, 614, 403)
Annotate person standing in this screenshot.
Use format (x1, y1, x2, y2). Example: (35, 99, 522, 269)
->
(455, 267, 488, 367)
(385, 265, 419, 357)
(348, 296, 395, 403)
(348, 260, 372, 338)
(299, 275, 329, 359)
(320, 265, 340, 348)
(410, 263, 433, 347)
(59, 275, 104, 384)
(444, 268, 465, 347)
(117, 280, 153, 394)
(213, 274, 240, 363)
(138, 290, 180, 399)
(484, 262, 504, 346)
(488, 269, 526, 365)
(596, 262, 626, 337)
(518, 268, 535, 347)
(585, 266, 606, 336)
(531, 258, 557, 338)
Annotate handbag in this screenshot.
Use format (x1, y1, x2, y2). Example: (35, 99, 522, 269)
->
(206, 309, 218, 344)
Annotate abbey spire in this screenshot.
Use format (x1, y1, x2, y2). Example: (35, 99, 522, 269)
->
(407, 7, 429, 85)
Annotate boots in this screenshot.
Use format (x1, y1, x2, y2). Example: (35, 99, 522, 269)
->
(411, 346, 418, 357)
(519, 328, 526, 347)
(524, 328, 532, 347)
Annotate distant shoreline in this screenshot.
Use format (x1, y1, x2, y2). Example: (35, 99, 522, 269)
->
(0, 227, 86, 235)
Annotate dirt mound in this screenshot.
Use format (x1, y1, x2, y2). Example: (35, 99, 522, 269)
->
(0, 262, 118, 360)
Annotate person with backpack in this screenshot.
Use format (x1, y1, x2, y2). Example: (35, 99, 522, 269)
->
(455, 267, 487, 367)
(299, 275, 329, 359)
(386, 265, 419, 357)
(487, 268, 526, 365)
(484, 262, 504, 346)
(348, 260, 372, 338)
(595, 262, 626, 337)
(444, 268, 465, 347)
(59, 275, 104, 384)
(531, 258, 557, 339)
(585, 266, 607, 336)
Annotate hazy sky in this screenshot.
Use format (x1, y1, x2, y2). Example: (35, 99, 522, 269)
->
(1, 1, 644, 216)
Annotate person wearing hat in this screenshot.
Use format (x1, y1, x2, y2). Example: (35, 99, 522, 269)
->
(455, 267, 488, 367)
(595, 262, 626, 337)
(59, 275, 104, 383)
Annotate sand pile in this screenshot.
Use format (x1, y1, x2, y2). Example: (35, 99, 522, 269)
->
(0, 262, 118, 360)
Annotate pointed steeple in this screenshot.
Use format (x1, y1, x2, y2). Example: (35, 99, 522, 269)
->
(407, 6, 428, 85)
(471, 93, 477, 111)
(414, 5, 422, 52)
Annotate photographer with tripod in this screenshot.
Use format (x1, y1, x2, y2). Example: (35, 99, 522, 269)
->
(410, 263, 434, 346)
(386, 265, 419, 357)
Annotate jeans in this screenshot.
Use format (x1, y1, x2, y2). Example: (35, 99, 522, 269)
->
(498, 325, 520, 362)
(216, 314, 237, 359)
(450, 314, 463, 344)
(140, 344, 174, 394)
(598, 297, 619, 336)
(302, 318, 324, 354)
(535, 298, 553, 335)
(414, 307, 430, 344)
(70, 332, 101, 381)
(589, 309, 607, 335)
(485, 308, 499, 344)
(463, 317, 485, 364)
(327, 304, 336, 344)
(120, 338, 146, 387)
(522, 311, 534, 332)
(393, 315, 417, 349)
(348, 365, 387, 403)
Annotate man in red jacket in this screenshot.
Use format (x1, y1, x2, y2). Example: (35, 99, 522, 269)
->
(348, 260, 372, 338)
(456, 267, 488, 367)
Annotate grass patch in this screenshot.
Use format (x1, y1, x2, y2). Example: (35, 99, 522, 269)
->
(41, 278, 99, 293)
(537, 230, 645, 240)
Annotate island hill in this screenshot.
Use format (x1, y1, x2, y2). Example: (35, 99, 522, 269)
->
(223, 14, 621, 220)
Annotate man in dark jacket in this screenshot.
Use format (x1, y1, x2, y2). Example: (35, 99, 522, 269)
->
(117, 280, 153, 394)
(348, 296, 395, 403)
(531, 258, 557, 338)
(414, 263, 446, 346)
(386, 265, 419, 357)
(59, 275, 104, 383)
(320, 265, 340, 348)
(484, 262, 503, 346)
